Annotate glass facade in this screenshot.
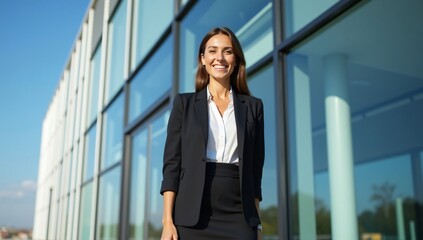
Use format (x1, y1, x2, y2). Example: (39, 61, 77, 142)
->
(101, 94, 124, 170)
(87, 43, 102, 126)
(129, 128, 148, 240)
(130, 0, 173, 70)
(286, 1, 423, 239)
(78, 183, 93, 240)
(129, 37, 173, 122)
(96, 167, 121, 240)
(83, 125, 96, 181)
(283, 0, 339, 38)
(105, 0, 128, 103)
(33, 1, 423, 240)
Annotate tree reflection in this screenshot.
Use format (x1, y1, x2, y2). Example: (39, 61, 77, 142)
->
(358, 181, 416, 239)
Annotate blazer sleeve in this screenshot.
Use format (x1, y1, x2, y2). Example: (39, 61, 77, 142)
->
(160, 94, 183, 194)
(254, 99, 265, 201)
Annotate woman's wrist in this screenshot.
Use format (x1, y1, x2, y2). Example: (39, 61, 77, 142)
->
(162, 218, 174, 225)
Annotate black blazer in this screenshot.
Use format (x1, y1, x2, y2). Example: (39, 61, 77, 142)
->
(160, 88, 265, 227)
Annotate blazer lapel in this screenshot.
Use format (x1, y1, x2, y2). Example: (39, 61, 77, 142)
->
(233, 92, 246, 161)
(194, 88, 209, 151)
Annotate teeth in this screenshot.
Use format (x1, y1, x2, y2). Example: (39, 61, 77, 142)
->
(214, 66, 227, 70)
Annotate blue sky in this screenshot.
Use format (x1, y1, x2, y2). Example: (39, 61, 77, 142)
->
(0, 1, 89, 229)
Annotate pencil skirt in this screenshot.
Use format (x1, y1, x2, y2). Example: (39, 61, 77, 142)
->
(177, 162, 257, 240)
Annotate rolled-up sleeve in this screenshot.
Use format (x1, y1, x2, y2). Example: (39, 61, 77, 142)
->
(160, 94, 183, 194)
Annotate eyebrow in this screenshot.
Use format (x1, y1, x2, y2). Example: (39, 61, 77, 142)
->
(206, 46, 233, 50)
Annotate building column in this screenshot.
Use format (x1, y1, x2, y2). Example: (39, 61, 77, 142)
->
(396, 198, 406, 240)
(324, 54, 358, 240)
(292, 56, 316, 239)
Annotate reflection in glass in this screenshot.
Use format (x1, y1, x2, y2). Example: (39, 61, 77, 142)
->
(87, 43, 102, 126)
(129, 128, 148, 240)
(105, 0, 128, 103)
(286, 1, 423, 239)
(78, 182, 93, 240)
(355, 155, 415, 238)
(248, 64, 279, 237)
(147, 110, 170, 239)
(96, 166, 121, 240)
(129, 37, 172, 122)
(178, 0, 273, 93)
(131, 0, 173, 70)
(83, 125, 96, 181)
(283, 0, 339, 38)
(101, 95, 124, 170)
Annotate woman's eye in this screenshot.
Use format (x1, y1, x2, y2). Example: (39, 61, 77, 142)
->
(209, 50, 216, 53)
(225, 50, 233, 54)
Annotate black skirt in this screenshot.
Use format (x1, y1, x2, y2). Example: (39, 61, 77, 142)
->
(177, 162, 257, 240)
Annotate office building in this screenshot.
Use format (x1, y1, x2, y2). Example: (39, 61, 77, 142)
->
(33, 0, 423, 239)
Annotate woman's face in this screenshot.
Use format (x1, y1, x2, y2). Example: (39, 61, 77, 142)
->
(201, 33, 237, 83)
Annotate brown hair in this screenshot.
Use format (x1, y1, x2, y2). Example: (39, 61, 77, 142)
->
(195, 27, 250, 95)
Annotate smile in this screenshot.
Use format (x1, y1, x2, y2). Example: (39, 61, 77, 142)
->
(213, 65, 228, 71)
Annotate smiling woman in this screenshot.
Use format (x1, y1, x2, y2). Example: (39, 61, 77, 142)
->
(160, 27, 265, 240)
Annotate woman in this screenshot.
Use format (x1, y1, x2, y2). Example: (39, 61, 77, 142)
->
(160, 27, 265, 240)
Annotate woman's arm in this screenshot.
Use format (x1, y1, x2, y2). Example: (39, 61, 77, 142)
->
(161, 191, 178, 240)
(161, 95, 184, 239)
(253, 99, 265, 201)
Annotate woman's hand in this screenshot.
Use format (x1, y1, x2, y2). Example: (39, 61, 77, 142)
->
(161, 221, 178, 240)
(257, 230, 262, 240)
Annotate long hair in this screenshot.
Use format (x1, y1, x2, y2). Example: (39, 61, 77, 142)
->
(195, 27, 250, 95)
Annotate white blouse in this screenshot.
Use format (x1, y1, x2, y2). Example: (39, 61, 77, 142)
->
(206, 86, 239, 165)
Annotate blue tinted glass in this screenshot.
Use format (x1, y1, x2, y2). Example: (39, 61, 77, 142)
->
(147, 110, 170, 238)
(105, 0, 128, 103)
(248, 64, 278, 237)
(78, 182, 93, 240)
(131, 0, 173, 70)
(101, 94, 124, 170)
(83, 124, 96, 181)
(129, 37, 172, 122)
(286, 1, 423, 238)
(179, 0, 273, 93)
(96, 166, 121, 240)
(129, 128, 148, 240)
(284, 0, 339, 38)
(87, 43, 102, 126)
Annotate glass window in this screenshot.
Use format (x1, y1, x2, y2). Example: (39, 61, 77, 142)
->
(83, 125, 97, 181)
(78, 182, 93, 240)
(87, 43, 102, 126)
(105, 0, 128, 103)
(179, 0, 273, 93)
(129, 36, 172, 122)
(129, 128, 148, 240)
(131, 0, 173, 70)
(283, 0, 339, 38)
(355, 155, 415, 238)
(96, 166, 121, 240)
(101, 94, 124, 170)
(248, 64, 278, 238)
(286, 1, 423, 239)
(147, 110, 170, 239)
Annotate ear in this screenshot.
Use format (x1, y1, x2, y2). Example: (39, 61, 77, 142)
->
(201, 53, 206, 66)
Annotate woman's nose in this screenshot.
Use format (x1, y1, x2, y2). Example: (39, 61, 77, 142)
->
(216, 52, 224, 61)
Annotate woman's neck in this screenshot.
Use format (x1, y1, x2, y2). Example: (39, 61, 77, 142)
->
(208, 80, 230, 100)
